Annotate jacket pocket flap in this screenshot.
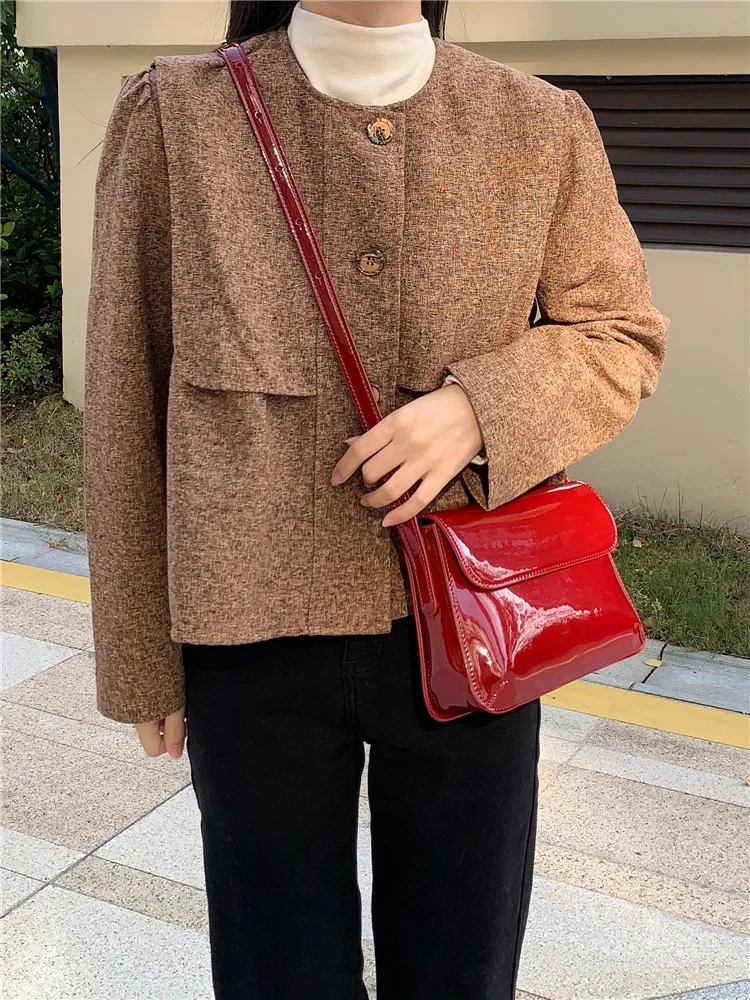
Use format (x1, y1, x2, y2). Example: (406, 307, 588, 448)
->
(420, 481, 617, 591)
(171, 335, 316, 397)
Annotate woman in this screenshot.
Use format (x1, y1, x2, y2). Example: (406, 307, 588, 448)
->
(84, 2, 669, 997)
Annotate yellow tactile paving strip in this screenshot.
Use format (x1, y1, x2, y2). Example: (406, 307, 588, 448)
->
(546, 680, 749, 751)
(1, 560, 91, 604)
(3, 559, 748, 750)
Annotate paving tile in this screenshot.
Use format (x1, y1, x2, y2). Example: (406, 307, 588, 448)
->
(2, 728, 187, 851)
(535, 843, 749, 935)
(96, 786, 204, 888)
(518, 876, 750, 1000)
(363, 936, 376, 994)
(539, 766, 748, 895)
(538, 759, 564, 795)
(584, 639, 662, 689)
(56, 855, 209, 934)
(568, 743, 750, 808)
(0, 650, 114, 729)
(1, 885, 212, 999)
(635, 651, 750, 714)
(359, 824, 373, 941)
(656, 983, 750, 999)
(539, 732, 579, 764)
(1, 587, 93, 649)
(588, 718, 750, 780)
(359, 793, 371, 827)
(0, 632, 78, 690)
(0, 827, 83, 881)
(1, 867, 43, 914)
(540, 704, 603, 745)
(0, 700, 190, 777)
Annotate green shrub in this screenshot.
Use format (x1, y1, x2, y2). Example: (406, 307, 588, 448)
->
(1, 3, 61, 395)
(0, 321, 57, 399)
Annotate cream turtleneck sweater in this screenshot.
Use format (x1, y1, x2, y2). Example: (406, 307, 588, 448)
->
(286, 3, 487, 464)
(287, 2, 435, 106)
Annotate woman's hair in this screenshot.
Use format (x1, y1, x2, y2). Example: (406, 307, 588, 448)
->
(226, 2, 449, 42)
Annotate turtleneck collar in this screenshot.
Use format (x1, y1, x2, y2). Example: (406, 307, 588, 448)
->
(286, 2, 436, 107)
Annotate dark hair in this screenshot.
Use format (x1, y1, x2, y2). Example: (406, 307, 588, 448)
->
(226, 2, 448, 42)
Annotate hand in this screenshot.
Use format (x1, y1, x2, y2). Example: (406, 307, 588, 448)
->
(331, 383, 483, 527)
(134, 705, 186, 759)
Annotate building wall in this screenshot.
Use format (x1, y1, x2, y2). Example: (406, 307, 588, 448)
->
(17, 2, 750, 529)
(19, 1, 750, 46)
(447, 1, 750, 43)
(465, 36, 750, 74)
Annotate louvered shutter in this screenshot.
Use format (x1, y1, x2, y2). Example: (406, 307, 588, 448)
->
(540, 75, 750, 250)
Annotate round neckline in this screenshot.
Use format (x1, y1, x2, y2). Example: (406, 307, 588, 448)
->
(244, 26, 446, 115)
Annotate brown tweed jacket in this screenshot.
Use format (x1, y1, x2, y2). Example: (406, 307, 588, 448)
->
(84, 27, 669, 723)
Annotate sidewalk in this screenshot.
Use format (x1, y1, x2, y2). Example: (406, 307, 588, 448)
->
(1, 518, 749, 999)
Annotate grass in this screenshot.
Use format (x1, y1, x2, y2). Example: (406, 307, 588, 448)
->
(1, 393, 85, 532)
(614, 504, 750, 658)
(2, 393, 749, 658)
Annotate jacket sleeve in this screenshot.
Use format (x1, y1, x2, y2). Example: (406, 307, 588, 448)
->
(84, 67, 184, 724)
(446, 88, 670, 511)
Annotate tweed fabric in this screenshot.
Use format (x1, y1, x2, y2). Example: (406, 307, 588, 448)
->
(84, 28, 668, 723)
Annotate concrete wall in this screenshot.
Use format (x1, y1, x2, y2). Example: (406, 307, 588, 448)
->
(16, 1, 750, 529)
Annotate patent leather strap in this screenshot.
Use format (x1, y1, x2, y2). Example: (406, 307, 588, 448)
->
(218, 41, 435, 611)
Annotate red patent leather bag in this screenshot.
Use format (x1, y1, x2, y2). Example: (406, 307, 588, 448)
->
(218, 42, 646, 721)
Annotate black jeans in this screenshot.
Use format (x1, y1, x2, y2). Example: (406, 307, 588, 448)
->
(184, 615, 540, 1000)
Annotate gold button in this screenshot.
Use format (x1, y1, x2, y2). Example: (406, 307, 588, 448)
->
(370, 382, 380, 403)
(358, 248, 385, 276)
(367, 118, 394, 145)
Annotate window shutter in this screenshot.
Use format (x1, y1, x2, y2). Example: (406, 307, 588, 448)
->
(540, 75, 750, 250)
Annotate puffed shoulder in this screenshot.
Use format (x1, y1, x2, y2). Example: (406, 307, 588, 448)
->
(151, 47, 228, 73)
(440, 40, 568, 124)
(148, 33, 270, 84)
(115, 65, 156, 109)
(562, 87, 602, 142)
(448, 51, 606, 179)
(95, 62, 169, 205)
(101, 65, 163, 155)
(559, 87, 612, 177)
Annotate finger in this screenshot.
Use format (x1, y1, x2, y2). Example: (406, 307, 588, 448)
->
(163, 706, 186, 759)
(135, 719, 166, 757)
(331, 422, 394, 485)
(360, 443, 404, 489)
(361, 461, 423, 510)
(382, 474, 443, 527)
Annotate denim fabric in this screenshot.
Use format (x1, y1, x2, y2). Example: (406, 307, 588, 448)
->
(184, 614, 540, 1000)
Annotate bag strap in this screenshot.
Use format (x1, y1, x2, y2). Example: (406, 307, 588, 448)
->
(218, 41, 435, 611)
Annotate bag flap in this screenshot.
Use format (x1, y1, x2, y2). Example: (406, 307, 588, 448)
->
(421, 481, 617, 591)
